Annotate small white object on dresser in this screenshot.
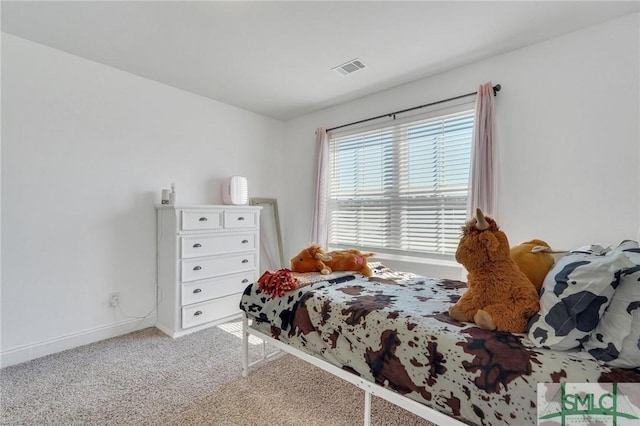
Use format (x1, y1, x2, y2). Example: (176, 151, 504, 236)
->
(156, 204, 261, 338)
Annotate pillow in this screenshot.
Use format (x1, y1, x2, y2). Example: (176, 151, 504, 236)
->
(583, 241, 640, 367)
(527, 246, 635, 351)
(571, 240, 637, 255)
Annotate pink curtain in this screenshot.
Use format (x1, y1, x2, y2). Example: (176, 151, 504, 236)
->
(467, 82, 497, 219)
(312, 128, 330, 247)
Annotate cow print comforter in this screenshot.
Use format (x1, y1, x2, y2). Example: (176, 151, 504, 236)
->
(239, 267, 640, 426)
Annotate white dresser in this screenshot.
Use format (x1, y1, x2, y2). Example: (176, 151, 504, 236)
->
(156, 205, 261, 338)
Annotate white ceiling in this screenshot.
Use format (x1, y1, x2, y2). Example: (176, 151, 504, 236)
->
(2, 1, 639, 121)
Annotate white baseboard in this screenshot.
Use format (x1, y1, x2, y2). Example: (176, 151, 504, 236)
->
(0, 315, 157, 368)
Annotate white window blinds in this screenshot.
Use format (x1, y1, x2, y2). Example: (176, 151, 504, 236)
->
(328, 108, 474, 257)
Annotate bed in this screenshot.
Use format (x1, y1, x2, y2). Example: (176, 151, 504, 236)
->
(239, 263, 640, 426)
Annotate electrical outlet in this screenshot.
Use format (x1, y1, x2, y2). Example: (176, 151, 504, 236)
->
(108, 292, 120, 308)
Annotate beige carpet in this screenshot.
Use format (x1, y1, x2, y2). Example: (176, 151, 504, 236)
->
(161, 354, 435, 426)
(1, 321, 435, 426)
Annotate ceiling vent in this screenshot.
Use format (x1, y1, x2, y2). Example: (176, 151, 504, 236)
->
(332, 58, 366, 76)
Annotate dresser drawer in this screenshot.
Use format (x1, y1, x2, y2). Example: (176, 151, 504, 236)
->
(181, 272, 254, 305)
(181, 233, 256, 259)
(182, 293, 243, 329)
(224, 211, 258, 229)
(181, 252, 257, 282)
(182, 211, 223, 231)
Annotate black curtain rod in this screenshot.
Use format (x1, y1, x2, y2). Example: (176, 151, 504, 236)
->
(327, 83, 501, 132)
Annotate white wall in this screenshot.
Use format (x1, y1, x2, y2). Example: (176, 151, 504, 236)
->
(1, 34, 286, 366)
(283, 13, 640, 277)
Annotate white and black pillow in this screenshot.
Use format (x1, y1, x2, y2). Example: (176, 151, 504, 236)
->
(527, 245, 635, 351)
(583, 241, 640, 367)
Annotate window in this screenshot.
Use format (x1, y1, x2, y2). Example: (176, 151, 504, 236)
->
(328, 107, 474, 258)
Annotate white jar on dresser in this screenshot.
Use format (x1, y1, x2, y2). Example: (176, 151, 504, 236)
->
(156, 204, 261, 338)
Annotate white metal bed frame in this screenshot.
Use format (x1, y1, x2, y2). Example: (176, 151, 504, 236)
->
(241, 315, 465, 426)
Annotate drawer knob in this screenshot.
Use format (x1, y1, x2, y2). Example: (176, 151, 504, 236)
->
(242, 279, 249, 284)
(193, 288, 202, 294)
(193, 266, 202, 271)
(193, 243, 202, 248)
(242, 259, 249, 264)
(241, 239, 249, 244)
(199, 217, 208, 222)
(237, 216, 245, 221)
(194, 310, 203, 316)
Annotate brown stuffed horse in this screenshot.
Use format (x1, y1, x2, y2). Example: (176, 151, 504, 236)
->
(290, 244, 374, 276)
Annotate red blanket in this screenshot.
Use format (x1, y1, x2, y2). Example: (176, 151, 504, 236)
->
(257, 269, 299, 298)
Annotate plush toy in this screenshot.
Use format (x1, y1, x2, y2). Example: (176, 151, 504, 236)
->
(510, 239, 555, 293)
(449, 209, 540, 333)
(290, 243, 374, 276)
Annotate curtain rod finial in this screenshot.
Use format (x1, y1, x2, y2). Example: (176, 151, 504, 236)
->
(493, 84, 501, 95)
